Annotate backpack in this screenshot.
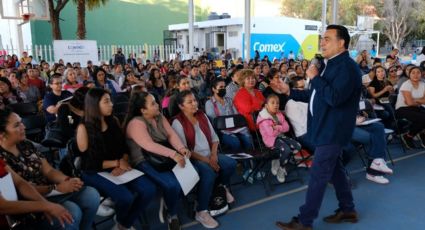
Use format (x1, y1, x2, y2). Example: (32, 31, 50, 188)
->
(208, 184, 229, 217)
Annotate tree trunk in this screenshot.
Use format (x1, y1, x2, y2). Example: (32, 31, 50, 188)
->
(76, 0, 86, 39)
(50, 12, 62, 40)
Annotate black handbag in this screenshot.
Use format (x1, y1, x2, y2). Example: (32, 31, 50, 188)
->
(142, 141, 176, 172)
(41, 121, 67, 148)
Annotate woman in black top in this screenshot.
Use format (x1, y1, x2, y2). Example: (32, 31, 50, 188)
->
(367, 66, 395, 128)
(76, 88, 156, 230)
(262, 68, 289, 110)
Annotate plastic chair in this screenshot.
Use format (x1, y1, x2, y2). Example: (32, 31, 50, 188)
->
(21, 114, 46, 143)
(7, 102, 38, 117)
(113, 102, 129, 124)
(112, 92, 130, 104)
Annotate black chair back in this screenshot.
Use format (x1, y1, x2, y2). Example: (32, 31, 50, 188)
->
(214, 114, 248, 130)
(22, 114, 46, 142)
(7, 102, 38, 117)
(112, 92, 129, 104)
(113, 102, 129, 123)
(388, 93, 398, 109)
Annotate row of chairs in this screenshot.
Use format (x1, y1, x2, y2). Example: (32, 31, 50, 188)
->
(213, 113, 311, 196)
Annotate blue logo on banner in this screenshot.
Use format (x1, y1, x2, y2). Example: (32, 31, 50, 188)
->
(243, 34, 300, 60)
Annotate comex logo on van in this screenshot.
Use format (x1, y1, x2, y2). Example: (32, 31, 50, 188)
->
(253, 42, 286, 53)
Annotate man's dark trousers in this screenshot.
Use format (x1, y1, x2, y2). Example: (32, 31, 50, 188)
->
(298, 144, 355, 227)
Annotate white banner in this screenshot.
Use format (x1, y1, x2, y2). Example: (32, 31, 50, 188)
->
(53, 40, 99, 67)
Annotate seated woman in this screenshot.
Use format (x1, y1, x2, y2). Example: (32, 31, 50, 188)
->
(7, 71, 19, 89)
(367, 66, 395, 128)
(125, 91, 190, 230)
(76, 88, 156, 230)
(63, 69, 83, 94)
(0, 77, 24, 106)
(93, 68, 122, 96)
(0, 108, 99, 230)
(0, 159, 74, 229)
(16, 73, 40, 103)
(161, 77, 177, 111)
(233, 69, 265, 131)
(149, 68, 166, 99)
(172, 90, 236, 229)
(395, 66, 425, 148)
(257, 94, 303, 183)
(205, 78, 253, 152)
(121, 71, 143, 92)
(167, 76, 195, 118)
(262, 68, 289, 110)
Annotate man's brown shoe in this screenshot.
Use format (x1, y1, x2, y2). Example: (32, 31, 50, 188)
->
(276, 217, 312, 230)
(323, 209, 358, 223)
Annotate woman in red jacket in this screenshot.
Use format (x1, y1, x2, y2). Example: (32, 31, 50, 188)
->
(233, 69, 265, 131)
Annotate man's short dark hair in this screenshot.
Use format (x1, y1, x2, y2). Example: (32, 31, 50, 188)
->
(326, 24, 350, 49)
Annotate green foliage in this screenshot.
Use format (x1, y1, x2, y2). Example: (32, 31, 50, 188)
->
(86, 0, 108, 10)
(280, 0, 381, 25)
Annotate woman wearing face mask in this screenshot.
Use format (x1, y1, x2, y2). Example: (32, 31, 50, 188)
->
(205, 79, 253, 152)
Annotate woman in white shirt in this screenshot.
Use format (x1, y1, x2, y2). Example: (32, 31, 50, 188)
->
(395, 66, 425, 148)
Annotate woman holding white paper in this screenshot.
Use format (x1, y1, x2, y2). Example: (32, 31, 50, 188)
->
(76, 88, 156, 230)
(172, 90, 237, 229)
(124, 91, 190, 230)
(0, 159, 73, 229)
(0, 108, 99, 230)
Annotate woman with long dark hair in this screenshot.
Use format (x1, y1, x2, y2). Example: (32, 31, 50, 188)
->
(76, 88, 156, 230)
(0, 77, 24, 106)
(367, 66, 395, 128)
(149, 68, 166, 98)
(93, 68, 122, 96)
(124, 91, 190, 230)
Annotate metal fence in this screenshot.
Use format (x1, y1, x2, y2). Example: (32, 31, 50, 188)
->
(2, 44, 178, 64)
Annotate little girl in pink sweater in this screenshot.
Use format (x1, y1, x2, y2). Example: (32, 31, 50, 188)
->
(256, 94, 302, 183)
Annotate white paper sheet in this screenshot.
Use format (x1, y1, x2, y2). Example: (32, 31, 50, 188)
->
(98, 169, 144, 185)
(0, 173, 18, 201)
(172, 157, 199, 195)
(45, 189, 65, 197)
(225, 117, 235, 128)
(358, 118, 381, 126)
(58, 96, 73, 104)
(373, 104, 385, 110)
(359, 101, 366, 110)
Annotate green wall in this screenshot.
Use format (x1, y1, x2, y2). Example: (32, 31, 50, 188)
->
(31, 0, 208, 45)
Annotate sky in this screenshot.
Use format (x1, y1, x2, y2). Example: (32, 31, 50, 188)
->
(199, 0, 281, 18)
(0, 0, 282, 51)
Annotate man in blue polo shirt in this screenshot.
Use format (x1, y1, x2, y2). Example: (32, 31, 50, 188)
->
(276, 25, 362, 230)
